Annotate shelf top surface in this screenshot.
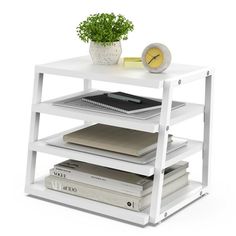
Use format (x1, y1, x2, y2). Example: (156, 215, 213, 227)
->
(36, 56, 210, 88)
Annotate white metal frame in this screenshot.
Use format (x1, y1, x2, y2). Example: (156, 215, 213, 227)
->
(149, 81, 173, 223)
(25, 58, 213, 226)
(25, 72, 43, 189)
(202, 75, 213, 190)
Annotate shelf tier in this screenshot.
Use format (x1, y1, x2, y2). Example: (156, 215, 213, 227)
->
(32, 92, 204, 133)
(35, 56, 211, 88)
(26, 179, 205, 226)
(29, 130, 202, 176)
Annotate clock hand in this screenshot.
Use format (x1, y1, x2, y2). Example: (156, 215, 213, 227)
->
(153, 54, 160, 59)
(148, 57, 155, 65)
(147, 52, 159, 59)
(148, 54, 160, 64)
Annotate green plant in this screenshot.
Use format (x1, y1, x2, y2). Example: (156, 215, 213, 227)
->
(77, 13, 134, 46)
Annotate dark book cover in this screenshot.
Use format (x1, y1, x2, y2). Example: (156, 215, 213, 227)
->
(81, 92, 162, 114)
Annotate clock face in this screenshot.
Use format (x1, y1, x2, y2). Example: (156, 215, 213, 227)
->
(145, 47, 164, 69)
(142, 43, 171, 73)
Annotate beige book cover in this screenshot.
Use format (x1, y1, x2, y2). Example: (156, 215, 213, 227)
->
(63, 124, 172, 156)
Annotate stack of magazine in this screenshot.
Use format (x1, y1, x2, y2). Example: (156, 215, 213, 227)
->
(45, 160, 189, 211)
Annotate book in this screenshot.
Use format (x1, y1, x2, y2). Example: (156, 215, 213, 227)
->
(52, 159, 152, 193)
(46, 136, 188, 164)
(45, 175, 150, 211)
(45, 173, 189, 211)
(63, 124, 172, 156)
(51, 159, 188, 197)
(81, 92, 162, 114)
(123, 57, 144, 68)
(162, 173, 189, 198)
(53, 90, 185, 120)
(164, 161, 189, 185)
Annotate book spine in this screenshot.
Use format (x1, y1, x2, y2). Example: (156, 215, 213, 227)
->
(162, 173, 189, 198)
(51, 163, 188, 196)
(51, 167, 144, 193)
(163, 169, 187, 185)
(45, 176, 149, 211)
(81, 98, 127, 114)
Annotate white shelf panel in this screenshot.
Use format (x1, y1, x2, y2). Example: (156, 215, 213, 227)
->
(26, 180, 204, 226)
(29, 131, 202, 176)
(36, 56, 210, 88)
(26, 178, 149, 226)
(32, 93, 204, 133)
(30, 139, 154, 176)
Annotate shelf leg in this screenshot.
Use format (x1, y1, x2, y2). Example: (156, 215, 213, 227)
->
(83, 79, 92, 126)
(25, 72, 44, 191)
(202, 74, 213, 190)
(149, 81, 173, 224)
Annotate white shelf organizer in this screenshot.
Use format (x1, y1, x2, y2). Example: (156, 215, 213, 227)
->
(25, 56, 213, 226)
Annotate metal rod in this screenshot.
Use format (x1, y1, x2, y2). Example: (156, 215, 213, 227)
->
(149, 80, 173, 224)
(202, 74, 213, 189)
(25, 72, 44, 189)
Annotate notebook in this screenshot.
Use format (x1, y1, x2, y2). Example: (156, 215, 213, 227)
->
(81, 92, 162, 114)
(63, 124, 172, 156)
(53, 90, 185, 120)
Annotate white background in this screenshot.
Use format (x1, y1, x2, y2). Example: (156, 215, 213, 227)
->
(0, 0, 235, 235)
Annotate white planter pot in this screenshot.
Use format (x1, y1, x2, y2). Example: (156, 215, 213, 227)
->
(89, 41, 122, 65)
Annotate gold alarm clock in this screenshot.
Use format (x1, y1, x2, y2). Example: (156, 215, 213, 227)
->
(141, 43, 171, 73)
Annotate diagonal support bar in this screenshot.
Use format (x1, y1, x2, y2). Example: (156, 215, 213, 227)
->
(149, 81, 173, 224)
(25, 72, 44, 190)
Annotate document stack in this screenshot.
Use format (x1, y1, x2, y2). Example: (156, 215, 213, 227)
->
(45, 160, 189, 211)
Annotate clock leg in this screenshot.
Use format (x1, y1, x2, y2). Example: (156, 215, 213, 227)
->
(83, 79, 93, 127)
